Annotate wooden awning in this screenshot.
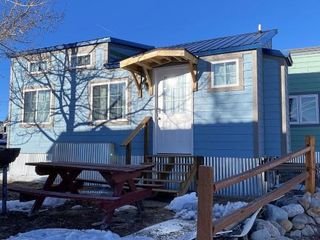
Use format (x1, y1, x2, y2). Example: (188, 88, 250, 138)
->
(120, 48, 198, 97)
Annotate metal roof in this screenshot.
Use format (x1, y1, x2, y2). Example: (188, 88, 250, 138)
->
(166, 29, 278, 56)
(8, 37, 154, 58)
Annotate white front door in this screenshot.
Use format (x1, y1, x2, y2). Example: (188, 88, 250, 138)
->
(154, 65, 193, 154)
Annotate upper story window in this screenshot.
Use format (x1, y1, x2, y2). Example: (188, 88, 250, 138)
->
(23, 89, 51, 123)
(91, 81, 127, 122)
(289, 94, 319, 125)
(29, 60, 48, 74)
(211, 59, 239, 88)
(71, 54, 91, 68)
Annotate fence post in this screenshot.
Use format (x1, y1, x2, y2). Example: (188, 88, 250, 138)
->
(197, 166, 213, 240)
(305, 136, 316, 194)
(125, 143, 131, 165)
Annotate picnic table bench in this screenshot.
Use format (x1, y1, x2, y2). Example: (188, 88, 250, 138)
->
(9, 161, 154, 226)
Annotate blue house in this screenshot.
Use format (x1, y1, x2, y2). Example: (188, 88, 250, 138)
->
(7, 29, 292, 161)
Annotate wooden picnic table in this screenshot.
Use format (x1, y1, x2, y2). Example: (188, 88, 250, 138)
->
(9, 161, 154, 226)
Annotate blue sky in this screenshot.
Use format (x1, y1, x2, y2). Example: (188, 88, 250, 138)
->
(0, 0, 320, 120)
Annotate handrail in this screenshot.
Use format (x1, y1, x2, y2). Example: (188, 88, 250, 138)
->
(121, 116, 152, 164)
(121, 116, 152, 146)
(214, 146, 311, 192)
(196, 135, 316, 240)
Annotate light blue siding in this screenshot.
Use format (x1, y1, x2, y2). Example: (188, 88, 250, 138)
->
(263, 57, 281, 156)
(193, 53, 254, 157)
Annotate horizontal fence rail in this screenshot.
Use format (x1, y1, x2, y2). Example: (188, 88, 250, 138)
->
(196, 136, 316, 240)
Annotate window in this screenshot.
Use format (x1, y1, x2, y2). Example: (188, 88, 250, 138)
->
(29, 60, 48, 73)
(71, 54, 91, 68)
(211, 59, 239, 88)
(23, 89, 51, 123)
(91, 81, 127, 121)
(289, 94, 319, 124)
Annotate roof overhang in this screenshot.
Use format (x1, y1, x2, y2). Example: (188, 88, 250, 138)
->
(120, 48, 198, 96)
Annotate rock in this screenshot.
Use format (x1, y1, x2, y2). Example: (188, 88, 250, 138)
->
(276, 195, 301, 207)
(278, 219, 293, 232)
(281, 204, 304, 218)
(250, 229, 271, 240)
(264, 204, 288, 222)
(298, 192, 312, 210)
(289, 230, 302, 238)
(71, 205, 82, 210)
(270, 221, 286, 235)
(307, 198, 320, 217)
(277, 237, 293, 240)
(313, 216, 320, 224)
(313, 192, 320, 200)
(301, 224, 315, 237)
(254, 219, 281, 237)
(292, 213, 315, 230)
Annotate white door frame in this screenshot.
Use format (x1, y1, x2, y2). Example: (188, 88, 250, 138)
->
(153, 64, 194, 155)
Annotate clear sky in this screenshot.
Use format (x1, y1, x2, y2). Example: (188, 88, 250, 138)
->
(1, 0, 320, 120)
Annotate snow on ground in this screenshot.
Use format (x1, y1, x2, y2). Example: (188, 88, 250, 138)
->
(123, 219, 196, 240)
(7, 228, 121, 240)
(166, 192, 247, 220)
(0, 198, 67, 212)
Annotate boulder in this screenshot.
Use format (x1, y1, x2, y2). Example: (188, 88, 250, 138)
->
(250, 229, 271, 240)
(313, 216, 320, 224)
(301, 224, 316, 237)
(298, 192, 312, 211)
(291, 213, 315, 230)
(270, 221, 286, 235)
(277, 237, 293, 240)
(281, 204, 304, 218)
(278, 219, 293, 233)
(264, 204, 288, 222)
(289, 230, 302, 238)
(276, 195, 301, 207)
(254, 219, 281, 237)
(313, 192, 320, 200)
(307, 198, 320, 217)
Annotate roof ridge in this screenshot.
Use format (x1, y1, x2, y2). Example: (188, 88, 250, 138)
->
(166, 29, 277, 48)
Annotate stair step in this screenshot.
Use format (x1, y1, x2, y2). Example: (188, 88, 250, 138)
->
(152, 188, 179, 194)
(143, 170, 187, 175)
(134, 178, 183, 183)
(143, 162, 193, 166)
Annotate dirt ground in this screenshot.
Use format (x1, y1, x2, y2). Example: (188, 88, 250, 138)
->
(0, 181, 176, 239)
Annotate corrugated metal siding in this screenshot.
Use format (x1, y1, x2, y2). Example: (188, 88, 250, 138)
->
(204, 157, 266, 196)
(8, 153, 51, 179)
(51, 143, 116, 181)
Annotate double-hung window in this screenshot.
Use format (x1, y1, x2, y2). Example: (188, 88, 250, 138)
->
(211, 59, 239, 88)
(70, 54, 91, 68)
(23, 89, 51, 123)
(289, 94, 319, 124)
(29, 60, 48, 74)
(91, 81, 127, 121)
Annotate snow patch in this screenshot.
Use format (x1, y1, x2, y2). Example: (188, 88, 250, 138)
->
(166, 192, 247, 220)
(1, 198, 67, 212)
(7, 228, 121, 240)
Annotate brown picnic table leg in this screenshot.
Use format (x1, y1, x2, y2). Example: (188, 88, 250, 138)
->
(30, 172, 58, 214)
(55, 170, 82, 193)
(127, 179, 144, 213)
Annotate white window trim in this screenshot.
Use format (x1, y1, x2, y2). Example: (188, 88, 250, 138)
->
(90, 79, 128, 123)
(69, 53, 93, 69)
(28, 59, 49, 74)
(289, 94, 319, 125)
(211, 59, 240, 88)
(22, 87, 52, 124)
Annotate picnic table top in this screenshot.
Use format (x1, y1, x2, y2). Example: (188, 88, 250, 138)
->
(26, 161, 154, 173)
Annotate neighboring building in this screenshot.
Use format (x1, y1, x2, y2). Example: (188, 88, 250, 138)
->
(288, 47, 320, 151)
(0, 121, 7, 147)
(7, 29, 291, 159)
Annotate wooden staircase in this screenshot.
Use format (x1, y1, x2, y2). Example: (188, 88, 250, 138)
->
(121, 116, 204, 196)
(136, 155, 204, 196)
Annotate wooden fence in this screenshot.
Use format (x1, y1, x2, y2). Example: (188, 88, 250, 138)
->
(197, 136, 316, 240)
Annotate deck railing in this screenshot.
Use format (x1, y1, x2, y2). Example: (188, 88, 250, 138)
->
(121, 116, 152, 164)
(196, 136, 316, 240)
